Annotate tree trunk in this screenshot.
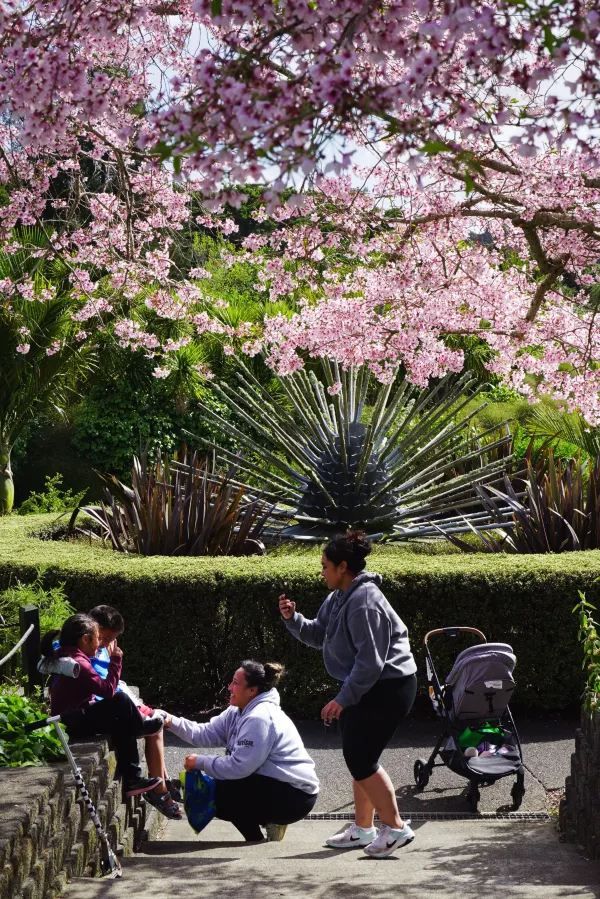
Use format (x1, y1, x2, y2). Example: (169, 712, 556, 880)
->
(0, 443, 14, 514)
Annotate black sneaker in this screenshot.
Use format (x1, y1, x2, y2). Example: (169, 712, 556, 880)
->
(140, 716, 163, 736)
(125, 775, 163, 797)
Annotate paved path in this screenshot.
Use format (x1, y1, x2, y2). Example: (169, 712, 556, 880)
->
(63, 818, 600, 899)
(62, 715, 600, 898)
(163, 714, 577, 815)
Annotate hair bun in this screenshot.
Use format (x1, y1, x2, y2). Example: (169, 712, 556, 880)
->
(264, 662, 285, 687)
(345, 529, 370, 552)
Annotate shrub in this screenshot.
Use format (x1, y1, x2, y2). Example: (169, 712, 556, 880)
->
(1, 514, 599, 716)
(0, 690, 65, 767)
(445, 451, 600, 553)
(72, 349, 229, 481)
(0, 578, 74, 673)
(18, 473, 86, 516)
(72, 451, 275, 556)
(573, 592, 600, 713)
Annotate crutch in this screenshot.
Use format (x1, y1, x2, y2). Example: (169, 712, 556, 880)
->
(25, 716, 123, 878)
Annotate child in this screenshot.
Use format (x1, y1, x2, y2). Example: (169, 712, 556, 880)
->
(88, 605, 181, 819)
(40, 613, 163, 798)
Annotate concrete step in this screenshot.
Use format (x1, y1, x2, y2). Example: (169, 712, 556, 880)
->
(62, 817, 600, 899)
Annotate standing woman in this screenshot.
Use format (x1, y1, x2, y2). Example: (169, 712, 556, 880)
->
(279, 530, 417, 858)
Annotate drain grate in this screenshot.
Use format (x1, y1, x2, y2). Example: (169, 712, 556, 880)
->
(305, 811, 550, 822)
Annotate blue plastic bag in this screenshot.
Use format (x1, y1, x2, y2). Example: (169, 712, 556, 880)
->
(182, 769, 216, 833)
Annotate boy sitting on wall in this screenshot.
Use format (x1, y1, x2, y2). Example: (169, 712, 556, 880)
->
(89, 605, 181, 820)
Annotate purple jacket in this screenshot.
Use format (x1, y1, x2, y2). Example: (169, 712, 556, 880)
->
(49, 646, 121, 716)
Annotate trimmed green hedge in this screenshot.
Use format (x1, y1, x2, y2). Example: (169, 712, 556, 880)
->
(2, 515, 600, 716)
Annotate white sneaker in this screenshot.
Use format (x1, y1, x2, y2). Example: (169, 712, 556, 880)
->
(325, 823, 378, 849)
(363, 821, 415, 858)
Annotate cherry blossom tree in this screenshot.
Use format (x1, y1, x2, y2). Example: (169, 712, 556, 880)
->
(219, 144, 600, 422)
(1, 1, 598, 184)
(0, 0, 598, 444)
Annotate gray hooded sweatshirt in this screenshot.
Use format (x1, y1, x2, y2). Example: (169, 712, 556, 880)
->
(285, 571, 417, 708)
(168, 688, 319, 795)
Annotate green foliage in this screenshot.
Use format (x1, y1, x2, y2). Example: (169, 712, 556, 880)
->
(0, 690, 64, 767)
(456, 394, 593, 464)
(518, 403, 600, 460)
(0, 226, 96, 512)
(1, 515, 599, 715)
(73, 451, 275, 556)
(0, 578, 74, 664)
(573, 592, 600, 713)
(72, 348, 227, 480)
(445, 451, 600, 553)
(18, 473, 86, 515)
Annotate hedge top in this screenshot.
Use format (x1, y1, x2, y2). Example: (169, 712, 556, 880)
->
(3, 514, 600, 584)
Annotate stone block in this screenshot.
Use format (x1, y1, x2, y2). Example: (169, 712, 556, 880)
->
(560, 707, 600, 859)
(1, 729, 157, 897)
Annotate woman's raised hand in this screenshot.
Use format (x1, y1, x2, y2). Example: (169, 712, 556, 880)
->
(278, 594, 296, 620)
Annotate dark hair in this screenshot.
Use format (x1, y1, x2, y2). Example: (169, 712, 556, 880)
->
(240, 660, 285, 693)
(323, 529, 371, 573)
(40, 613, 97, 656)
(89, 605, 124, 635)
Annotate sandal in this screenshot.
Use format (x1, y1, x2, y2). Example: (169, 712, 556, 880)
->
(166, 777, 183, 803)
(144, 789, 183, 820)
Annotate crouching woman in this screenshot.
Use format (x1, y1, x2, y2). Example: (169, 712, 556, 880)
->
(163, 661, 319, 842)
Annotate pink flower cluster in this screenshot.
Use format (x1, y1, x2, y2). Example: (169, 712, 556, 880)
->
(1, 2, 599, 422)
(230, 148, 600, 422)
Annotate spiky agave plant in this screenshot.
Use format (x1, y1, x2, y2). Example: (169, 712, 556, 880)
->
(186, 360, 513, 540)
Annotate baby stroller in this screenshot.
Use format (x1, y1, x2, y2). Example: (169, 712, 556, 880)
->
(413, 627, 526, 811)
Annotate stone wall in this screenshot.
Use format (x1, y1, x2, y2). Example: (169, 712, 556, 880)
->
(560, 708, 600, 859)
(0, 738, 161, 899)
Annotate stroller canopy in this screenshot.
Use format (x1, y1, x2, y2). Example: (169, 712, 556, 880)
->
(446, 643, 516, 721)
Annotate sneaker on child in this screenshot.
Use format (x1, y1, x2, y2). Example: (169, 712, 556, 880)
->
(125, 775, 163, 798)
(325, 823, 378, 849)
(363, 821, 415, 858)
(140, 716, 163, 736)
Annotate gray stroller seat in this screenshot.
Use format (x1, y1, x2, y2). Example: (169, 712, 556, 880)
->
(445, 642, 516, 720)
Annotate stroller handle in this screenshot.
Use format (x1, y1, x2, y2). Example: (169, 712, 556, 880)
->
(424, 626, 486, 647)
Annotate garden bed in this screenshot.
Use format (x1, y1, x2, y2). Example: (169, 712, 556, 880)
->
(2, 514, 600, 716)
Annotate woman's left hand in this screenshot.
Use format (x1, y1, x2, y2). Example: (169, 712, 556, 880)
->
(321, 699, 343, 726)
(184, 754, 201, 771)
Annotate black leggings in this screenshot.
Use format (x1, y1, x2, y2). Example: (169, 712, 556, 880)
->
(62, 692, 145, 783)
(340, 674, 417, 781)
(215, 773, 317, 841)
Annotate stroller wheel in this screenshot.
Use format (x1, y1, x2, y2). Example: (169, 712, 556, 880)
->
(511, 770, 526, 810)
(466, 784, 480, 812)
(413, 759, 430, 791)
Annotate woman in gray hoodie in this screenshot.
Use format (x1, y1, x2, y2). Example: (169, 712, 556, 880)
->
(279, 530, 417, 859)
(162, 660, 319, 842)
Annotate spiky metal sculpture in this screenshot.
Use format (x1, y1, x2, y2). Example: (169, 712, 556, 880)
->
(187, 360, 513, 541)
